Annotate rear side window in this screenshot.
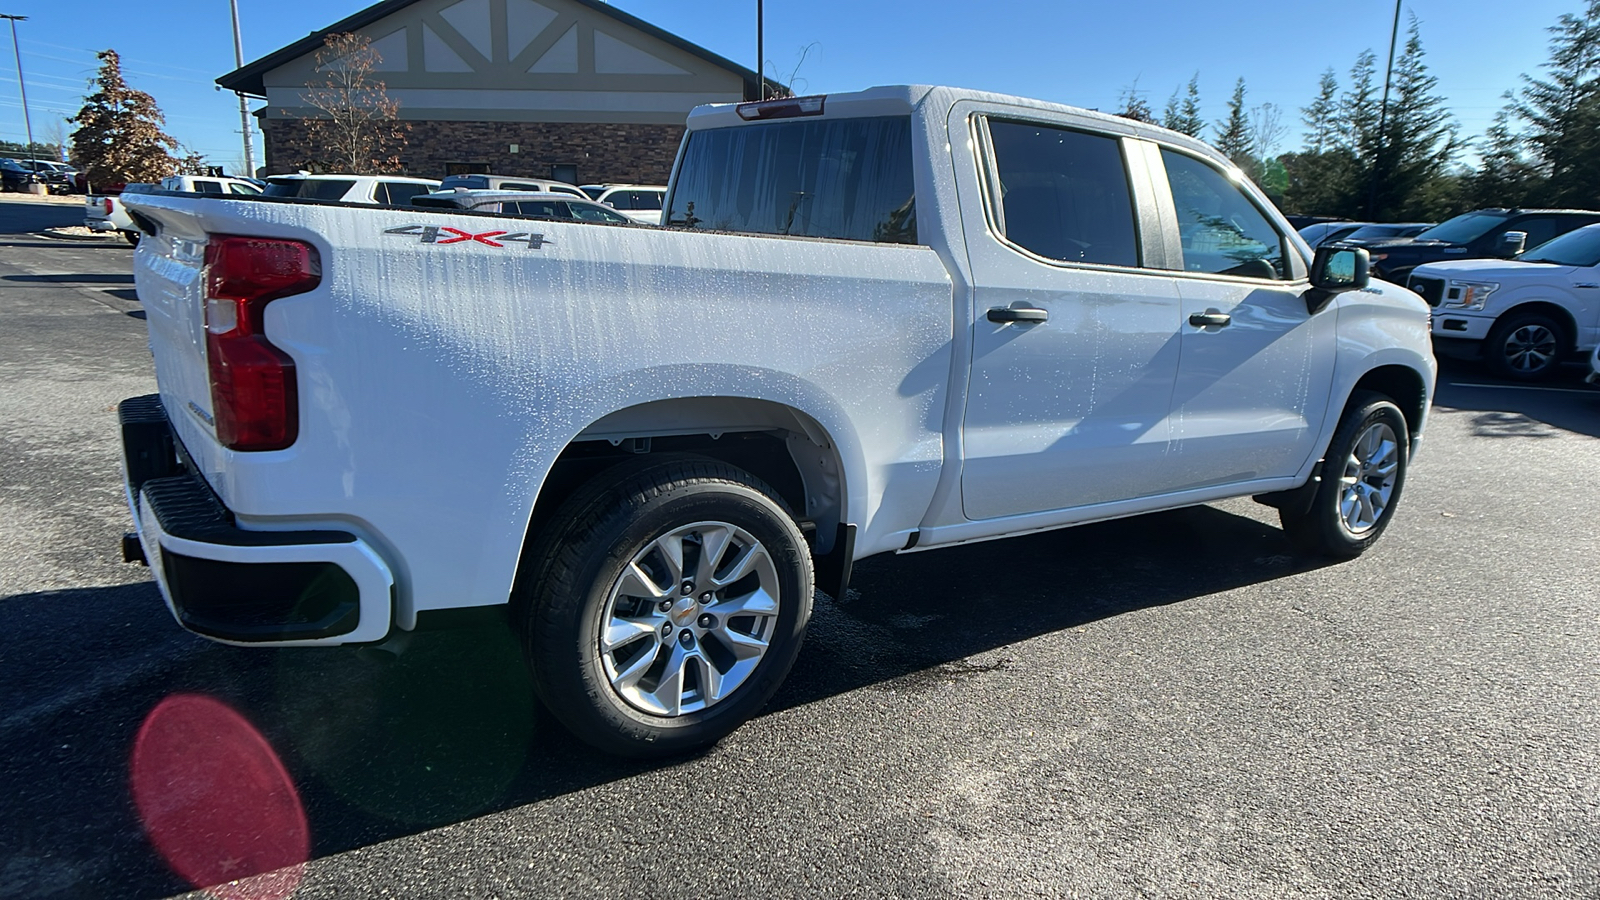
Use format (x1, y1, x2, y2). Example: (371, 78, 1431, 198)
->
(265, 179, 356, 201)
(228, 183, 260, 195)
(377, 182, 434, 205)
(441, 175, 488, 190)
(666, 115, 918, 244)
(193, 181, 224, 194)
(986, 120, 1139, 267)
(513, 201, 567, 218)
(1160, 149, 1285, 280)
(571, 203, 629, 223)
(500, 182, 542, 191)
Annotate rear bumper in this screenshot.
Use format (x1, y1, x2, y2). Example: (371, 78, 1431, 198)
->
(119, 394, 394, 646)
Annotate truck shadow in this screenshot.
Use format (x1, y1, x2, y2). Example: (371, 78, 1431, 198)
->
(1432, 357, 1600, 440)
(0, 505, 1328, 898)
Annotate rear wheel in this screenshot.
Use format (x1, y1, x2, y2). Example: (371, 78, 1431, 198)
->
(1280, 392, 1409, 558)
(517, 457, 812, 758)
(1486, 311, 1565, 381)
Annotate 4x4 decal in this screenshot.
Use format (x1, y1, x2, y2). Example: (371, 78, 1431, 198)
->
(384, 224, 551, 250)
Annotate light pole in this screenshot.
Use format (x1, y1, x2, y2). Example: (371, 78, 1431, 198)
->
(1366, 0, 1404, 219)
(229, 0, 255, 176)
(756, 0, 763, 100)
(0, 13, 37, 175)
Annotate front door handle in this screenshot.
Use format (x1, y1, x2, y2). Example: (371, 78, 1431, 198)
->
(987, 306, 1049, 324)
(1188, 310, 1231, 328)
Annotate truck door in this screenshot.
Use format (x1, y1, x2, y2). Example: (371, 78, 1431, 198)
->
(956, 113, 1184, 520)
(1155, 148, 1335, 489)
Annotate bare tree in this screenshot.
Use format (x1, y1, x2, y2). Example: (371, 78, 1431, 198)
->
(299, 33, 409, 174)
(1250, 102, 1288, 158)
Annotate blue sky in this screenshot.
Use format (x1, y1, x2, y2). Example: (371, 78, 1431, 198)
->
(0, 0, 1581, 174)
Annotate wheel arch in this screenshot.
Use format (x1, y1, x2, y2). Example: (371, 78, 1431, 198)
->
(519, 395, 861, 582)
(1492, 300, 1579, 352)
(1349, 363, 1429, 453)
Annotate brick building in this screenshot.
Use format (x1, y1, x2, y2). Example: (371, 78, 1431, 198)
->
(217, 0, 771, 183)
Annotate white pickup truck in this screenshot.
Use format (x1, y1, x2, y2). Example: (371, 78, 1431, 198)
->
(119, 86, 1435, 757)
(1409, 223, 1600, 380)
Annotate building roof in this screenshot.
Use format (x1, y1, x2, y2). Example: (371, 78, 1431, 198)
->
(217, 0, 780, 99)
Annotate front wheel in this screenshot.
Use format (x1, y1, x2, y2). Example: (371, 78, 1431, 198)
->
(518, 457, 813, 758)
(1280, 392, 1409, 558)
(1485, 311, 1565, 381)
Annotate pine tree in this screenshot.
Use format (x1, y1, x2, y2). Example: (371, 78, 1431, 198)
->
(1116, 80, 1154, 124)
(1467, 107, 1542, 208)
(300, 33, 409, 174)
(1512, 0, 1600, 206)
(1303, 69, 1341, 154)
(68, 50, 178, 186)
(1213, 78, 1255, 174)
(1162, 74, 1204, 138)
(1368, 18, 1460, 220)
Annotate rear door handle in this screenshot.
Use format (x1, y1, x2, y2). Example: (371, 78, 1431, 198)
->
(1188, 310, 1231, 328)
(987, 306, 1049, 324)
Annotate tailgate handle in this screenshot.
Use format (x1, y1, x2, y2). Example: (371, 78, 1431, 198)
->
(987, 306, 1049, 325)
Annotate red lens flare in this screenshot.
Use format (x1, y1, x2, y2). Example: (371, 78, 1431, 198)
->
(131, 694, 309, 900)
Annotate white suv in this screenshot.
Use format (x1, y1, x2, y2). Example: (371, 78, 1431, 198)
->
(583, 184, 667, 225)
(263, 174, 441, 205)
(1410, 223, 1600, 380)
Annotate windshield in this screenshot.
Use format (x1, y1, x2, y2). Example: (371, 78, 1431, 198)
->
(1346, 224, 1422, 241)
(1520, 225, 1600, 266)
(1413, 212, 1509, 244)
(665, 115, 918, 244)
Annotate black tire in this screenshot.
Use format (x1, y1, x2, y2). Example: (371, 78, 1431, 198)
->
(516, 456, 813, 758)
(1485, 311, 1565, 381)
(1280, 391, 1410, 558)
(122, 230, 140, 247)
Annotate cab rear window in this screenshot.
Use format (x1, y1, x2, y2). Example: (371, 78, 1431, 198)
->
(666, 116, 918, 244)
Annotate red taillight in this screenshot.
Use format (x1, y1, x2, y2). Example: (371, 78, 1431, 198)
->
(735, 95, 826, 120)
(103, 198, 113, 215)
(203, 235, 321, 451)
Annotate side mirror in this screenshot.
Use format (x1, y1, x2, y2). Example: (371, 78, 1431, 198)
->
(1497, 231, 1527, 258)
(1305, 244, 1370, 314)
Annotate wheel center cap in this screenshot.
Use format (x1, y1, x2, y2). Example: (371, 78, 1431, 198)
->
(670, 597, 698, 625)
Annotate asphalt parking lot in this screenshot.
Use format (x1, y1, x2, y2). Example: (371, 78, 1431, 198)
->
(1, 196, 1596, 900)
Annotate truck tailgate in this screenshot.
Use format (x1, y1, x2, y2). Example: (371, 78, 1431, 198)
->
(127, 208, 216, 451)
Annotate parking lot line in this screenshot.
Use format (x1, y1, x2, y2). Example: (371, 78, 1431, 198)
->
(1447, 382, 1599, 395)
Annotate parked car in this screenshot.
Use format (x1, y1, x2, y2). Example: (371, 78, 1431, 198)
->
(120, 85, 1434, 758)
(158, 174, 262, 196)
(1298, 221, 1367, 248)
(7, 160, 76, 193)
(413, 189, 635, 223)
(590, 184, 667, 224)
(437, 174, 587, 197)
(262, 173, 441, 205)
(1409, 222, 1600, 380)
(1365, 208, 1600, 284)
(0, 157, 39, 192)
(1340, 222, 1433, 244)
(85, 183, 155, 244)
